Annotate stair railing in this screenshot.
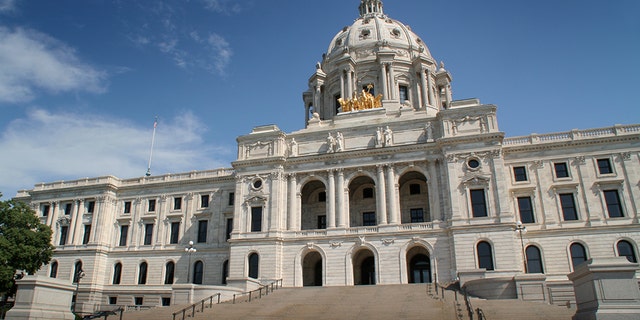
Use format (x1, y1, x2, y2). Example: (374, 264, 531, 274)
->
(232, 279, 283, 304)
(172, 293, 221, 320)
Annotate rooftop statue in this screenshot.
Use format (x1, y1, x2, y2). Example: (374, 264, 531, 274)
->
(338, 84, 383, 112)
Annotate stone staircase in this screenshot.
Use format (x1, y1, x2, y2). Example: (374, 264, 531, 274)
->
(119, 284, 576, 320)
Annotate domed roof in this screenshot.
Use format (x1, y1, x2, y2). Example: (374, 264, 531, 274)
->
(326, 0, 432, 61)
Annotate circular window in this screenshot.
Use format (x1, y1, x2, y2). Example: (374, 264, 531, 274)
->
(252, 179, 263, 190)
(467, 159, 480, 169)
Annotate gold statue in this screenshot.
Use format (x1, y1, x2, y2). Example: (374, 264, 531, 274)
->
(338, 84, 383, 112)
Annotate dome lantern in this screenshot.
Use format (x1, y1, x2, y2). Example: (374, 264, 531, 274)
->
(359, 0, 384, 17)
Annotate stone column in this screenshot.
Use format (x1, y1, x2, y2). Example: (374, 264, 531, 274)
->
(376, 165, 387, 225)
(71, 199, 84, 245)
(426, 70, 436, 107)
(388, 63, 395, 100)
(340, 71, 345, 100)
(380, 63, 388, 100)
(156, 195, 168, 246)
(314, 85, 321, 116)
(337, 170, 346, 228)
(427, 161, 441, 222)
(386, 165, 399, 224)
(328, 170, 336, 228)
(346, 70, 353, 98)
(50, 202, 61, 245)
(419, 68, 428, 107)
(288, 174, 298, 231)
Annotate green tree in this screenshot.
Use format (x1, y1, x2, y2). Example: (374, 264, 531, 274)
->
(0, 194, 54, 298)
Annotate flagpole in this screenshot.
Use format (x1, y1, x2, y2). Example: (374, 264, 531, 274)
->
(145, 116, 158, 177)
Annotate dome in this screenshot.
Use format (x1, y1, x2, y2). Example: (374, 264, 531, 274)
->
(325, 0, 433, 62)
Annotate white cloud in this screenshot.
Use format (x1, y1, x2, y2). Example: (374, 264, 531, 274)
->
(0, 0, 17, 13)
(0, 109, 230, 198)
(207, 33, 233, 74)
(0, 27, 107, 103)
(200, 0, 242, 14)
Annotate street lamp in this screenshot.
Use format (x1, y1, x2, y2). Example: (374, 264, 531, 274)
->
(72, 269, 85, 314)
(184, 241, 197, 283)
(514, 221, 527, 273)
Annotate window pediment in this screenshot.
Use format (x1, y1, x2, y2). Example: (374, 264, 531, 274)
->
(462, 174, 490, 186)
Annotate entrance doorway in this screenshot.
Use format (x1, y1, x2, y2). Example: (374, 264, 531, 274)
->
(409, 254, 431, 283)
(302, 251, 323, 286)
(353, 249, 376, 285)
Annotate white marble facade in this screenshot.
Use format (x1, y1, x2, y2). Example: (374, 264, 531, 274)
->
(15, 0, 640, 312)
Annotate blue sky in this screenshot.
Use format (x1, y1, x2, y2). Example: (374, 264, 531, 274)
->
(0, 0, 638, 198)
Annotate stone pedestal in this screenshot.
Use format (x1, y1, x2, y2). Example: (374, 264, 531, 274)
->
(568, 257, 640, 320)
(515, 274, 548, 302)
(6, 276, 76, 320)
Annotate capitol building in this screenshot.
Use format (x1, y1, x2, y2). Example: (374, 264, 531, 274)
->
(15, 0, 640, 313)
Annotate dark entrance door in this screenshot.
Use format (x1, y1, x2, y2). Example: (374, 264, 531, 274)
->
(361, 256, 376, 285)
(409, 254, 431, 283)
(313, 260, 322, 286)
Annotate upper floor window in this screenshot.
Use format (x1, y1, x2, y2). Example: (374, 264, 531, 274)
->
(148, 199, 156, 212)
(362, 212, 376, 226)
(248, 253, 259, 279)
(409, 184, 421, 195)
(59, 226, 68, 245)
(617, 240, 637, 263)
(64, 203, 72, 215)
(597, 158, 613, 174)
(113, 263, 122, 284)
(165, 262, 175, 284)
(119, 225, 129, 246)
(143, 223, 153, 245)
(197, 220, 208, 243)
(173, 197, 182, 210)
(170, 222, 180, 244)
(82, 225, 91, 245)
(73, 261, 83, 283)
(123, 201, 132, 214)
(138, 262, 148, 284)
(399, 85, 409, 102)
(318, 191, 326, 202)
(87, 201, 95, 213)
(517, 197, 535, 224)
(410, 208, 424, 223)
(559, 193, 578, 221)
(225, 218, 233, 241)
(525, 246, 544, 274)
(604, 190, 624, 218)
(513, 166, 528, 182)
(42, 204, 50, 217)
(554, 162, 569, 178)
(477, 241, 494, 271)
(570, 243, 588, 269)
(363, 187, 374, 199)
(49, 261, 58, 278)
(251, 207, 262, 232)
(193, 261, 204, 284)
(470, 189, 488, 217)
(228, 192, 235, 206)
(201, 194, 210, 208)
(317, 215, 327, 229)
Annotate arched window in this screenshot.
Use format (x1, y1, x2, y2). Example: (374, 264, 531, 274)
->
(525, 246, 544, 274)
(193, 261, 204, 284)
(113, 263, 122, 284)
(138, 262, 148, 284)
(570, 243, 588, 269)
(222, 260, 229, 285)
(164, 262, 175, 284)
(617, 240, 637, 263)
(477, 241, 494, 271)
(49, 261, 58, 278)
(248, 253, 259, 279)
(73, 261, 83, 283)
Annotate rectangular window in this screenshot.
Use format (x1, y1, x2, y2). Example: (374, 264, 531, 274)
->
(64, 203, 72, 215)
(517, 197, 535, 223)
(362, 212, 376, 226)
(470, 189, 488, 217)
(201, 195, 209, 208)
(148, 199, 156, 212)
(363, 188, 374, 199)
(251, 207, 262, 232)
(119, 225, 129, 246)
(123, 201, 131, 214)
(317, 215, 327, 229)
(513, 166, 528, 182)
(554, 162, 569, 178)
(42, 204, 50, 217)
(604, 190, 624, 218)
(228, 192, 235, 206)
(560, 193, 578, 221)
(597, 158, 613, 174)
(173, 197, 182, 210)
(161, 298, 171, 306)
(59, 226, 68, 245)
(409, 184, 421, 195)
(225, 218, 233, 241)
(170, 222, 180, 244)
(197, 220, 208, 243)
(410, 208, 424, 223)
(143, 223, 153, 245)
(109, 297, 117, 305)
(134, 297, 143, 306)
(399, 85, 409, 102)
(318, 191, 326, 202)
(87, 201, 95, 213)
(82, 225, 91, 244)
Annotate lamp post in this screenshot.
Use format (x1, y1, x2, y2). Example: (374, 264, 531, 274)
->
(515, 221, 527, 273)
(184, 241, 197, 283)
(72, 269, 85, 314)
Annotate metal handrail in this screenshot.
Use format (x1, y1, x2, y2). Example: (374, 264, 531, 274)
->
(232, 279, 283, 304)
(172, 293, 221, 320)
(476, 307, 487, 320)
